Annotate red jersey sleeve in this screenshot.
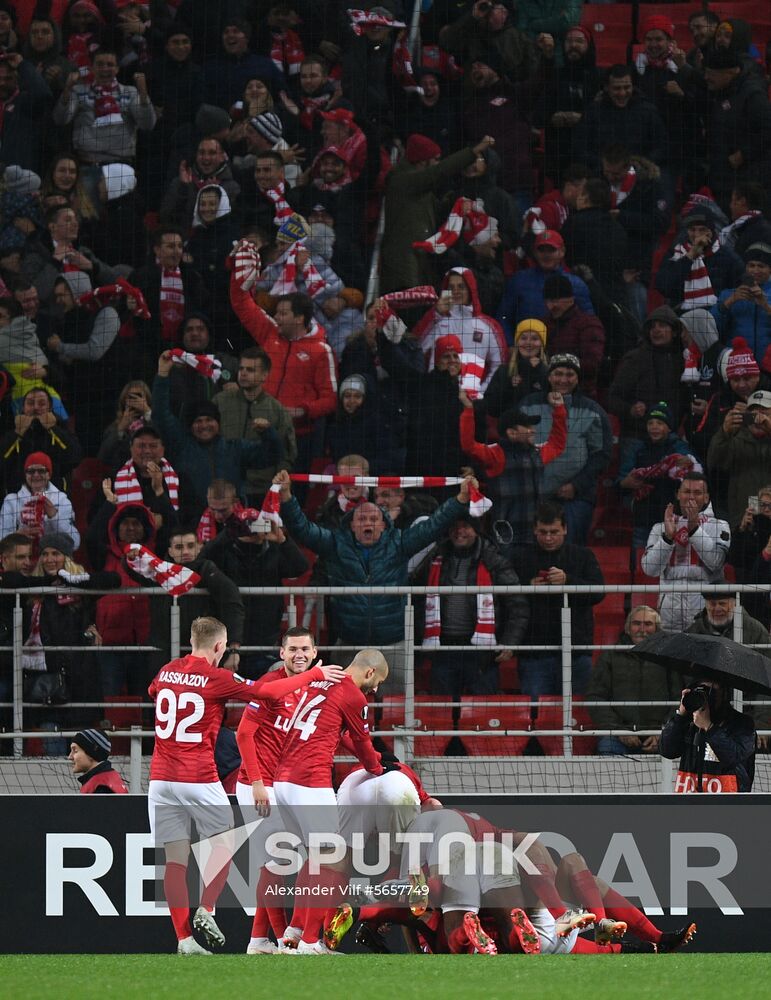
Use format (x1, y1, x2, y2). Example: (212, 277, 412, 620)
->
(459, 407, 505, 477)
(340, 692, 383, 775)
(304, 343, 338, 420)
(539, 404, 567, 465)
(236, 705, 263, 783)
(251, 665, 324, 700)
(213, 670, 261, 702)
(229, 271, 278, 348)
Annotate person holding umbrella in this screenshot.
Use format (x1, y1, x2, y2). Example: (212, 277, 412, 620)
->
(660, 676, 756, 792)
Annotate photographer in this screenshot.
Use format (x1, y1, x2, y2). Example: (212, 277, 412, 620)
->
(660, 678, 756, 792)
(714, 243, 771, 362)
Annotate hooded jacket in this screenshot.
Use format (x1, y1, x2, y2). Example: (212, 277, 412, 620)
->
(700, 68, 771, 196)
(452, 147, 517, 247)
(159, 161, 241, 229)
(610, 156, 670, 280)
(86, 500, 157, 645)
(497, 265, 594, 342)
(414, 268, 508, 392)
(607, 306, 687, 437)
(714, 277, 771, 362)
(680, 308, 725, 396)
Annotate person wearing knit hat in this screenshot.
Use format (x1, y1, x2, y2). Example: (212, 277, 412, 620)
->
(645, 400, 673, 429)
(482, 317, 548, 419)
(548, 352, 580, 375)
(542, 275, 605, 399)
(38, 530, 74, 557)
(247, 111, 284, 147)
(339, 374, 367, 399)
(515, 318, 547, 347)
(0, 445, 80, 547)
(433, 332, 462, 369)
(4, 165, 41, 195)
(725, 337, 760, 379)
(715, 239, 771, 365)
(405, 133, 442, 165)
(69, 729, 128, 794)
(24, 450, 53, 476)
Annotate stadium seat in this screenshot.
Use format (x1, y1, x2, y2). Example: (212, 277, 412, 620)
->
(69, 457, 109, 554)
(458, 696, 532, 755)
(533, 696, 597, 755)
(581, 4, 633, 66)
(413, 697, 456, 756)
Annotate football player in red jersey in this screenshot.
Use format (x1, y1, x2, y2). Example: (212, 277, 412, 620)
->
(148, 616, 345, 955)
(234, 626, 327, 954)
(272, 647, 390, 954)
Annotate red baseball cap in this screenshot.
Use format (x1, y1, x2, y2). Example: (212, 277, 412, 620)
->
(534, 229, 564, 249)
(320, 108, 355, 127)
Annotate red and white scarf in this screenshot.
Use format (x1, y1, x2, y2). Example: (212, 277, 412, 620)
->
(169, 349, 223, 382)
(159, 267, 185, 342)
(609, 166, 636, 208)
(196, 502, 260, 542)
(92, 82, 123, 126)
(124, 544, 200, 596)
(113, 459, 180, 510)
(634, 48, 678, 74)
(424, 556, 496, 646)
(270, 242, 326, 298)
(392, 29, 422, 95)
(720, 211, 763, 249)
(67, 33, 98, 84)
(266, 182, 294, 227)
(299, 91, 333, 131)
(338, 489, 369, 513)
(413, 198, 488, 255)
(78, 278, 151, 319)
(630, 453, 699, 500)
(271, 27, 304, 76)
(671, 240, 720, 308)
(259, 476, 492, 527)
(23, 599, 46, 672)
(348, 8, 406, 33)
(681, 343, 701, 383)
(460, 353, 485, 400)
(382, 286, 439, 309)
(230, 240, 262, 291)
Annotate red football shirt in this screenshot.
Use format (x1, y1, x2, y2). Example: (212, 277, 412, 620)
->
(275, 675, 383, 788)
(236, 666, 325, 786)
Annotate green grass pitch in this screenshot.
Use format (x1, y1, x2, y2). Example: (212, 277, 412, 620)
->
(2, 954, 770, 1000)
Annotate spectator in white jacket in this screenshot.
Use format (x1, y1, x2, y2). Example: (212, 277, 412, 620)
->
(0, 451, 80, 548)
(415, 266, 507, 393)
(641, 472, 729, 630)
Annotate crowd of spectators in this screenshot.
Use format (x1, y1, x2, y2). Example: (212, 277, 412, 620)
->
(0, 0, 770, 753)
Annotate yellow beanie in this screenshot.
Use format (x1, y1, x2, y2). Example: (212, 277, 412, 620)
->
(514, 318, 547, 346)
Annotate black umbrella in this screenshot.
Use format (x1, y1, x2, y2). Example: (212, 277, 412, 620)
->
(632, 632, 771, 694)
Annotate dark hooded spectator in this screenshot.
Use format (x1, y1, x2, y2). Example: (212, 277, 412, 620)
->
(166, 314, 238, 424)
(656, 211, 744, 312)
(412, 513, 529, 699)
(22, 16, 76, 99)
(326, 373, 404, 474)
(560, 176, 630, 306)
(542, 273, 605, 399)
(573, 64, 667, 172)
(713, 243, 771, 362)
(720, 183, 771, 261)
(146, 22, 205, 132)
(680, 308, 727, 452)
(697, 47, 771, 208)
(482, 318, 549, 419)
(533, 25, 600, 177)
(414, 266, 507, 393)
(185, 185, 241, 327)
(447, 145, 517, 249)
(380, 135, 487, 293)
(280, 53, 338, 160)
(400, 67, 460, 155)
(520, 354, 612, 544)
(202, 18, 283, 111)
(608, 306, 686, 448)
(0, 387, 83, 493)
(89, 163, 145, 269)
(61, 0, 112, 84)
(0, 167, 43, 261)
(713, 18, 766, 81)
(340, 5, 404, 127)
(439, 0, 540, 85)
(159, 136, 241, 229)
(0, 53, 52, 173)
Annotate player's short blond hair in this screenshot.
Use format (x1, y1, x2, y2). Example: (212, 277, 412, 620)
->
(190, 616, 227, 649)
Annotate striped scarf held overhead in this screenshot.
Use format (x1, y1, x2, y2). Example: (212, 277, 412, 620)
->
(672, 240, 720, 308)
(423, 556, 496, 646)
(460, 353, 485, 400)
(196, 502, 260, 543)
(270, 242, 326, 298)
(169, 349, 223, 382)
(123, 544, 200, 596)
(271, 28, 304, 76)
(412, 198, 488, 255)
(159, 267, 185, 342)
(113, 459, 180, 510)
(266, 182, 294, 227)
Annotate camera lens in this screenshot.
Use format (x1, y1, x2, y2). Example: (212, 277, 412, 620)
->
(682, 687, 709, 714)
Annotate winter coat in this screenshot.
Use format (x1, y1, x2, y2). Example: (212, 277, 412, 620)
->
(700, 71, 771, 197)
(21, 237, 118, 303)
(713, 279, 771, 363)
(159, 164, 241, 229)
(281, 493, 468, 645)
(326, 393, 404, 475)
(511, 541, 604, 648)
(482, 356, 549, 419)
(497, 265, 594, 342)
(0, 482, 79, 547)
(656, 243, 744, 311)
(631, 54, 702, 168)
(213, 388, 296, 499)
(461, 82, 534, 193)
(440, 12, 540, 84)
(660, 706, 756, 792)
(147, 52, 205, 131)
(561, 206, 631, 303)
(520, 389, 612, 504)
(726, 214, 771, 262)
(573, 91, 667, 169)
(52, 80, 156, 164)
(607, 306, 687, 438)
(707, 425, 771, 530)
(611, 156, 670, 281)
(0, 59, 52, 172)
(201, 51, 283, 111)
(545, 305, 605, 398)
(729, 516, 771, 629)
(587, 634, 686, 731)
(0, 417, 83, 494)
(380, 146, 476, 293)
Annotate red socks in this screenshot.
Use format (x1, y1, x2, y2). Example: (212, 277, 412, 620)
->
(254, 867, 287, 939)
(526, 864, 566, 918)
(164, 862, 191, 941)
(448, 923, 471, 954)
(603, 888, 662, 943)
(571, 936, 621, 954)
(301, 868, 347, 944)
(569, 870, 606, 922)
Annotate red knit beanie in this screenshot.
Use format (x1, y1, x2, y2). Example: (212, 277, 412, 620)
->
(24, 451, 52, 474)
(726, 337, 760, 379)
(642, 14, 675, 37)
(405, 134, 442, 165)
(434, 333, 462, 365)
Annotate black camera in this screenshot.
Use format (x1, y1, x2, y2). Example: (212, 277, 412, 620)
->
(682, 684, 710, 714)
(742, 409, 758, 428)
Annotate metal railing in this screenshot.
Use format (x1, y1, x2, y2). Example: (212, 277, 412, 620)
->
(1, 580, 770, 759)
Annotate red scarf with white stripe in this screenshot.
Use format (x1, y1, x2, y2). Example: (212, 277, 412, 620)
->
(197, 502, 259, 542)
(609, 166, 636, 208)
(78, 279, 150, 319)
(671, 240, 719, 308)
(382, 286, 438, 309)
(92, 82, 123, 126)
(159, 267, 184, 342)
(266, 182, 293, 227)
(460, 353, 485, 400)
(720, 210, 763, 249)
(67, 33, 97, 84)
(299, 91, 333, 131)
(114, 459, 180, 510)
(231, 240, 262, 291)
(424, 555, 496, 646)
(20, 493, 46, 533)
(124, 543, 200, 596)
(259, 476, 492, 527)
(629, 453, 699, 500)
(270, 242, 326, 298)
(169, 349, 223, 382)
(413, 198, 488, 255)
(271, 28, 304, 76)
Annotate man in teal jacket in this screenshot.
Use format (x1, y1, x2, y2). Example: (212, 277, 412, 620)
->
(274, 470, 478, 689)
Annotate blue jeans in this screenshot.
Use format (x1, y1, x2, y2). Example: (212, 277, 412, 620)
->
(517, 653, 592, 697)
(562, 499, 594, 546)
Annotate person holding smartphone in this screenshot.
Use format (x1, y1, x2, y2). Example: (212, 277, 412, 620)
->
(714, 243, 771, 362)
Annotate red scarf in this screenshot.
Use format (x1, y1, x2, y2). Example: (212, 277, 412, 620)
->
(67, 33, 97, 84)
(270, 242, 326, 298)
(610, 166, 636, 208)
(124, 543, 200, 596)
(79, 279, 150, 319)
(382, 286, 438, 309)
(93, 82, 123, 126)
(159, 266, 184, 342)
(338, 490, 368, 513)
(299, 91, 333, 132)
(424, 556, 496, 646)
(114, 458, 180, 509)
(271, 28, 304, 76)
(169, 349, 223, 382)
(671, 240, 719, 308)
(196, 502, 260, 542)
(266, 182, 293, 227)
